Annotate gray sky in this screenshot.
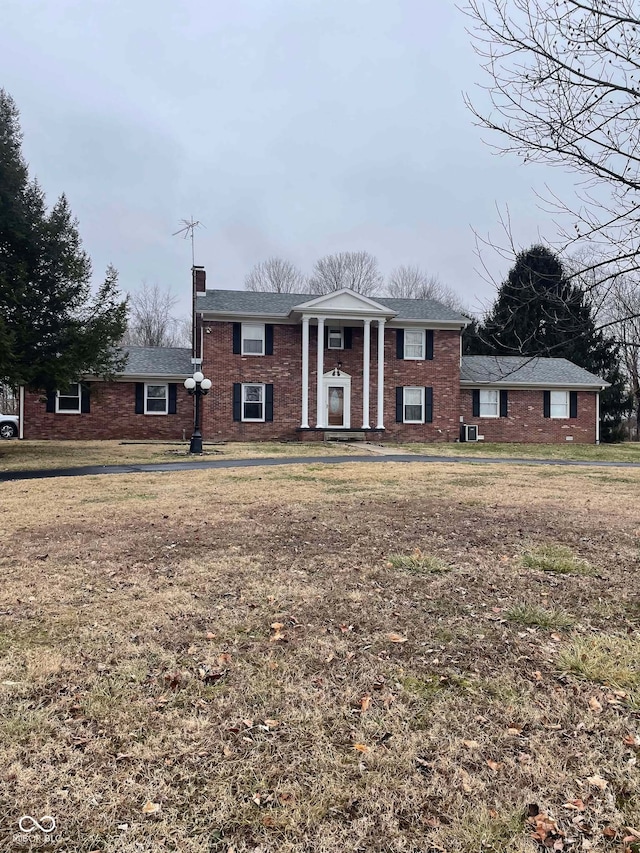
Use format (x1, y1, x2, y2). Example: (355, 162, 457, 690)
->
(2, 0, 579, 318)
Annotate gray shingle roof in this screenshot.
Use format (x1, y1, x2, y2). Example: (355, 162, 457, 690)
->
(196, 289, 469, 324)
(460, 356, 609, 388)
(121, 346, 193, 377)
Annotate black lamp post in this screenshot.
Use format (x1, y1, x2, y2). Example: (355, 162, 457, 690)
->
(184, 371, 211, 454)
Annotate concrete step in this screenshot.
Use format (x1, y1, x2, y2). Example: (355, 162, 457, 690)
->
(324, 430, 367, 442)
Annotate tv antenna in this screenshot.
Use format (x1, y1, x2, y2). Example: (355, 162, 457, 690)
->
(173, 217, 205, 266)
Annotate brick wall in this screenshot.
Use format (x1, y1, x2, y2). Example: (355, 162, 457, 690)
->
(23, 382, 193, 441)
(200, 321, 462, 442)
(460, 388, 598, 443)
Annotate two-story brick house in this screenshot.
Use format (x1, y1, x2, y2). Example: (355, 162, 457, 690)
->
(19, 267, 609, 444)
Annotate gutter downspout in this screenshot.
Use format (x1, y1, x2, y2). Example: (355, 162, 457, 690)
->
(19, 386, 24, 439)
(595, 390, 600, 445)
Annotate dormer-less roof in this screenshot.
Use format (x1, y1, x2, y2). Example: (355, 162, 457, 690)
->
(460, 356, 609, 389)
(196, 289, 469, 325)
(120, 346, 193, 378)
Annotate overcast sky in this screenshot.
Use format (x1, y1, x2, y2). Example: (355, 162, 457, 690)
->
(1, 0, 580, 318)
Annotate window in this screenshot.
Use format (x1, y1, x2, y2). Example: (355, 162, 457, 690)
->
(404, 329, 425, 360)
(550, 390, 569, 418)
(403, 387, 425, 423)
(328, 327, 343, 350)
(242, 383, 265, 422)
(56, 383, 81, 414)
(479, 389, 499, 418)
(242, 323, 265, 355)
(145, 383, 168, 414)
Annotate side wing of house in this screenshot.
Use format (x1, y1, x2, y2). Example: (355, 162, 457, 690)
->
(22, 347, 194, 440)
(460, 357, 609, 444)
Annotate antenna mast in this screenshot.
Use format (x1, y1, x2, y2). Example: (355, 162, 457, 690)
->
(173, 217, 204, 266)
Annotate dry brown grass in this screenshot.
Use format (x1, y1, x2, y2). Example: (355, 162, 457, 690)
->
(0, 440, 356, 472)
(1, 462, 640, 851)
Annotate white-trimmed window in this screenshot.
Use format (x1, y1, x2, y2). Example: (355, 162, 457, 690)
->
(404, 329, 425, 360)
(242, 383, 265, 422)
(56, 383, 81, 414)
(328, 327, 344, 349)
(242, 323, 265, 356)
(145, 383, 168, 415)
(479, 389, 499, 418)
(550, 390, 569, 418)
(403, 387, 425, 423)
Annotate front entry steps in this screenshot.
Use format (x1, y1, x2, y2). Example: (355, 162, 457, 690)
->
(324, 430, 367, 442)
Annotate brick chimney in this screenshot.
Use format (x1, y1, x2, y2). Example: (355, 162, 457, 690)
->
(192, 266, 206, 361)
(193, 266, 206, 293)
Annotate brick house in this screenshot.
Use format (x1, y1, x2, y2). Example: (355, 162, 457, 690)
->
(19, 269, 609, 444)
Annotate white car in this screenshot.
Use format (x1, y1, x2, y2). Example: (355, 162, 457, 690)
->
(0, 413, 19, 439)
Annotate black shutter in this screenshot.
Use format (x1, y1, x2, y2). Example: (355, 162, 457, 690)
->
(232, 323, 241, 354)
(396, 329, 404, 359)
(472, 389, 480, 418)
(46, 391, 56, 413)
(499, 390, 508, 418)
(344, 327, 352, 349)
(265, 384, 274, 421)
(425, 387, 433, 423)
(168, 383, 177, 415)
(570, 391, 578, 418)
(396, 387, 403, 423)
(543, 390, 551, 418)
(233, 383, 242, 421)
(426, 330, 434, 360)
(135, 383, 144, 414)
(81, 383, 91, 414)
(265, 324, 274, 355)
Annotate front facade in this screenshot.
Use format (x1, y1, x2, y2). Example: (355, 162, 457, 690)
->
(20, 269, 609, 444)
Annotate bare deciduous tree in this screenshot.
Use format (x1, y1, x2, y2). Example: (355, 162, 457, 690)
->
(463, 0, 640, 283)
(245, 257, 306, 293)
(386, 265, 470, 313)
(308, 251, 383, 296)
(123, 283, 190, 348)
(603, 278, 640, 438)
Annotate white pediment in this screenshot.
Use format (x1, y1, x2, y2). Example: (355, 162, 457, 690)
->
(291, 288, 396, 318)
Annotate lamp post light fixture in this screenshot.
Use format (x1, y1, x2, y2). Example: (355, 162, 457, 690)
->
(184, 371, 212, 454)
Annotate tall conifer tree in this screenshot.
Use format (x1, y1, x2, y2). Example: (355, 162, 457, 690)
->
(473, 245, 630, 441)
(0, 89, 127, 392)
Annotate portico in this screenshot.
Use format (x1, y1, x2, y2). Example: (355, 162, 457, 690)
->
(293, 290, 397, 432)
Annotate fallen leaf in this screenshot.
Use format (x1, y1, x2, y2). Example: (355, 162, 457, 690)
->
(507, 727, 522, 736)
(217, 653, 232, 666)
(354, 743, 370, 753)
(263, 718, 280, 728)
(388, 633, 408, 643)
(360, 695, 372, 713)
(463, 739, 480, 749)
(603, 826, 616, 839)
(624, 734, 640, 748)
(588, 696, 603, 713)
(587, 774, 608, 790)
(142, 801, 161, 815)
(486, 759, 502, 772)
(563, 799, 585, 811)
(460, 768, 472, 793)
(205, 631, 216, 640)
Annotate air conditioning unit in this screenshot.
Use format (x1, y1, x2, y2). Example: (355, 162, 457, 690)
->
(462, 424, 479, 442)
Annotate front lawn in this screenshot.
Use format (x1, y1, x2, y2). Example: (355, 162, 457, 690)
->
(2, 461, 639, 850)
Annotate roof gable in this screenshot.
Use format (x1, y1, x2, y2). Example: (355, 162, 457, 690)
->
(292, 289, 395, 317)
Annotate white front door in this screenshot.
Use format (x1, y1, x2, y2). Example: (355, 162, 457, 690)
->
(323, 371, 351, 428)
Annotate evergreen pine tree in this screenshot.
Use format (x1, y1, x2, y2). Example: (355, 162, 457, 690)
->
(0, 89, 127, 392)
(472, 245, 630, 441)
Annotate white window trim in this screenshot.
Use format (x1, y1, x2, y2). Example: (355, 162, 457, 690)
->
(550, 390, 570, 419)
(242, 383, 265, 422)
(241, 323, 266, 356)
(403, 386, 425, 424)
(403, 328, 426, 360)
(479, 389, 499, 419)
(55, 383, 82, 414)
(144, 382, 169, 415)
(327, 327, 344, 350)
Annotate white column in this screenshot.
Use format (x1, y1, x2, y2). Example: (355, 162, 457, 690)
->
(316, 317, 325, 428)
(376, 319, 386, 429)
(362, 319, 371, 429)
(301, 316, 310, 428)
